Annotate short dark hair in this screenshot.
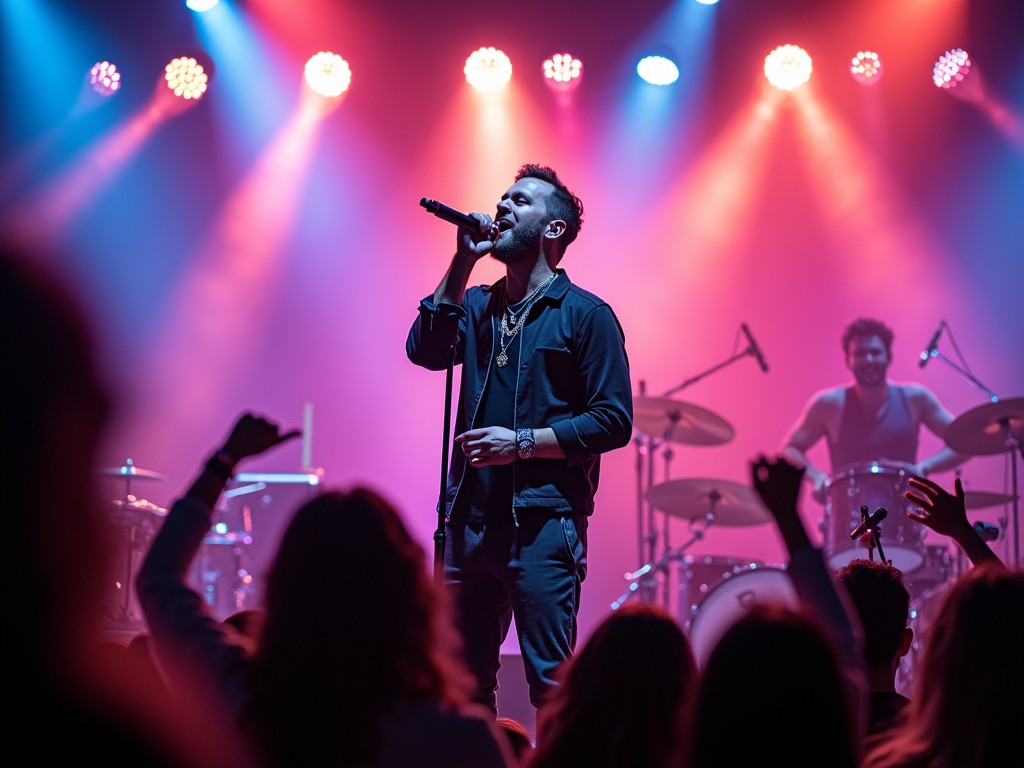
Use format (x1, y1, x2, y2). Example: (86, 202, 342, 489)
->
(841, 317, 894, 358)
(515, 163, 584, 246)
(834, 559, 909, 669)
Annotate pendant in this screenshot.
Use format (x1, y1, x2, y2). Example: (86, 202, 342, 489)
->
(496, 350, 509, 368)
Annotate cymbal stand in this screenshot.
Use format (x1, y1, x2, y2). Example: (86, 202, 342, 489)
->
(611, 520, 708, 610)
(923, 328, 1020, 566)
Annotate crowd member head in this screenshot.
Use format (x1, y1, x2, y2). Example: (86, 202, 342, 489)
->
(834, 559, 913, 734)
(496, 717, 533, 764)
(691, 603, 860, 768)
(527, 603, 698, 768)
(863, 562, 1024, 768)
(242, 487, 477, 765)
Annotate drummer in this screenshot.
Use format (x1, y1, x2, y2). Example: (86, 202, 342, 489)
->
(779, 317, 970, 504)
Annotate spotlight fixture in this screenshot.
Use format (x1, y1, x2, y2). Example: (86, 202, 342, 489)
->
(304, 51, 352, 98)
(464, 47, 512, 92)
(764, 44, 812, 91)
(164, 56, 209, 100)
(542, 52, 583, 91)
(637, 55, 679, 86)
(89, 60, 121, 97)
(185, 0, 219, 10)
(932, 48, 971, 90)
(850, 51, 882, 84)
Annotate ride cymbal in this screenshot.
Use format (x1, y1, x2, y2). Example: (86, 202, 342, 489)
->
(633, 396, 735, 446)
(945, 397, 1024, 455)
(646, 477, 771, 526)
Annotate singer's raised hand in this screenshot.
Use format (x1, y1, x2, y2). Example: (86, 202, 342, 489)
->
(456, 212, 498, 260)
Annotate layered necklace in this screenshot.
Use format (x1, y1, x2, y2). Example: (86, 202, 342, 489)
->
(496, 271, 558, 368)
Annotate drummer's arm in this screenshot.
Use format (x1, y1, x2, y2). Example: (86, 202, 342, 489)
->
(913, 387, 971, 476)
(780, 397, 831, 495)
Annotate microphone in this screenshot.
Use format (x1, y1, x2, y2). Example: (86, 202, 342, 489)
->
(918, 320, 946, 368)
(850, 507, 888, 540)
(741, 323, 769, 373)
(973, 520, 999, 542)
(420, 198, 477, 229)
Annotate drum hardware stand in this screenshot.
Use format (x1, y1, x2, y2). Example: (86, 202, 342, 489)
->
(612, 519, 708, 611)
(625, 330, 759, 608)
(920, 324, 1021, 567)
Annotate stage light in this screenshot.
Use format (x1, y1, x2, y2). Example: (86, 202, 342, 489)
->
(89, 61, 121, 97)
(164, 56, 209, 100)
(185, 0, 219, 10)
(304, 51, 352, 98)
(764, 44, 812, 91)
(637, 55, 679, 86)
(932, 48, 971, 90)
(543, 52, 583, 91)
(464, 47, 512, 92)
(850, 51, 882, 84)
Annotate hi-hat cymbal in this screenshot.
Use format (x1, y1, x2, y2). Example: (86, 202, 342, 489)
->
(645, 477, 771, 526)
(945, 397, 1024, 455)
(633, 396, 735, 446)
(98, 459, 166, 482)
(964, 490, 1019, 510)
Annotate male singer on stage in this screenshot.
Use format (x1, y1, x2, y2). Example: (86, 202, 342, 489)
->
(406, 164, 633, 713)
(780, 317, 969, 503)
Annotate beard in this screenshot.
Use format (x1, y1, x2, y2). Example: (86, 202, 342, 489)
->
(491, 219, 545, 265)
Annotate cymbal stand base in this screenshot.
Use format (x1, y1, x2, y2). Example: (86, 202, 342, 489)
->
(610, 528, 705, 611)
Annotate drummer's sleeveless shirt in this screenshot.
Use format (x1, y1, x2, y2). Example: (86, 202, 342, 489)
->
(829, 386, 917, 471)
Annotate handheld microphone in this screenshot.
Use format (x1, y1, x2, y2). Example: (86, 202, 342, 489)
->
(918, 320, 946, 368)
(419, 198, 478, 229)
(741, 323, 769, 373)
(850, 507, 888, 539)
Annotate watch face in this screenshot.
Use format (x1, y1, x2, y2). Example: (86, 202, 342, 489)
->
(517, 429, 535, 459)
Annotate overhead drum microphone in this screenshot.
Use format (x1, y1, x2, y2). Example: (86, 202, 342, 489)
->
(741, 323, 769, 373)
(919, 320, 946, 368)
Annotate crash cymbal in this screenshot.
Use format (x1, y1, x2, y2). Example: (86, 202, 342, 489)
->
(97, 458, 166, 481)
(633, 396, 735, 446)
(646, 477, 771, 526)
(963, 490, 1019, 510)
(945, 397, 1024, 455)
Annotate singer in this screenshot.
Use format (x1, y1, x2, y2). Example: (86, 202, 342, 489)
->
(406, 164, 633, 714)
(779, 317, 970, 540)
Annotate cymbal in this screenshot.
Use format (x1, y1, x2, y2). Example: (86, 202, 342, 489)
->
(963, 490, 1019, 510)
(945, 397, 1024, 455)
(98, 459, 166, 482)
(646, 477, 771, 526)
(633, 396, 735, 446)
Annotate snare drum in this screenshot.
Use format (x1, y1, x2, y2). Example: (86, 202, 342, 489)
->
(823, 461, 926, 573)
(686, 565, 796, 667)
(190, 531, 254, 621)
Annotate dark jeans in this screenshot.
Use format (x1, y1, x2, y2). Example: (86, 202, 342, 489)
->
(444, 512, 588, 711)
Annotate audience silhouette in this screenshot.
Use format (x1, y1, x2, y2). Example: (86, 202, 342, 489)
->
(137, 412, 515, 767)
(526, 602, 698, 768)
(1, 247, 239, 767)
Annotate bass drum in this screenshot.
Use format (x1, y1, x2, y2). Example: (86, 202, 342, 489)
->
(686, 565, 796, 667)
(678, 555, 764, 631)
(823, 461, 926, 574)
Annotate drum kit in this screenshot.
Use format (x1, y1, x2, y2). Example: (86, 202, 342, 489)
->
(612, 385, 1024, 670)
(98, 458, 254, 628)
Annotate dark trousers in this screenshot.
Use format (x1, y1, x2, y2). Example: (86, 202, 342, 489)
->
(444, 512, 588, 711)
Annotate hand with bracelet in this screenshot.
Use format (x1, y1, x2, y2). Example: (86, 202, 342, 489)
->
(455, 425, 558, 466)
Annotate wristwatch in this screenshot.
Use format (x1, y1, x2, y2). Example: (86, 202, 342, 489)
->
(516, 428, 536, 460)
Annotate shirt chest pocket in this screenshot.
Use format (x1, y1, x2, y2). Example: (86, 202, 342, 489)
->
(530, 345, 578, 404)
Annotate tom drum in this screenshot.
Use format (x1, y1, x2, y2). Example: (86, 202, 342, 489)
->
(823, 461, 926, 573)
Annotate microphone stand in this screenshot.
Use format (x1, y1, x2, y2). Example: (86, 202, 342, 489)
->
(433, 348, 455, 585)
(662, 336, 762, 397)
